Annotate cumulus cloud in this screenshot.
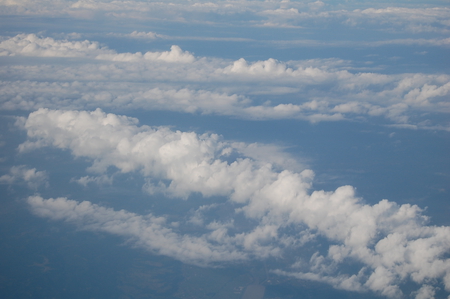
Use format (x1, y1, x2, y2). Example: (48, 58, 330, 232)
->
(0, 165, 48, 189)
(19, 108, 302, 200)
(21, 108, 450, 297)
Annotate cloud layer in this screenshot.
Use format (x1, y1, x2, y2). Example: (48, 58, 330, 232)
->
(1, 34, 449, 130)
(22, 108, 450, 298)
(1, 1, 449, 35)
(1, 1, 449, 298)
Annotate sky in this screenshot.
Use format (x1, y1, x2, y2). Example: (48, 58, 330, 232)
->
(0, 0, 449, 298)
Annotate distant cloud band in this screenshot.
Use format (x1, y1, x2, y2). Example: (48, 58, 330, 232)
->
(1, 34, 449, 130)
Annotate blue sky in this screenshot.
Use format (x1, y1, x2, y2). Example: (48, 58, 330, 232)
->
(0, 1, 449, 298)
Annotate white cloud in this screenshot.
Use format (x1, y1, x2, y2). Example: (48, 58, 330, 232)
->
(127, 31, 161, 39)
(19, 108, 298, 200)
(257, 4, 450, 34)
(1, 34, 449, 130)
(96, 45, 195, 63)
(0, 81, 250, 114)
(27, 195, 247, 266)
(366, 37, 450, 47)
(231, 142, 304, 172)
(0, 165, 48, 189)
(72, 174, 113, 186)
(0, 34, 195, 63)
(1, 1, 449, 34)
(21, 108, 450, 297)
(0, 33, 111, 57)
(264, 37, 450, 48)
(351, 7, 450, 33)
(414, 285, 436, 299)
(1, 1, 449, 298)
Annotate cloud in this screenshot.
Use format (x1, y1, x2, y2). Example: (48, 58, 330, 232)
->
(19, 108, 304, 200)
(96, 45, 195, 63)
(71, 174, 113, 186)
(106, 31, 254, 42)
(0, 34, 195, 63)
(1, 34, 449, 130)
(271, 37, 450, 48)
(0, 33, 110, 57)
(126, 31, 162, 39)
(366, 37, 450, 47)
(257, 4, 450, 34)
(0, 81, 251, 114)
(27, 195, 247, 265)
(1, 1, 449, 34)
(350, 7, 450, 33)
(21, 108, 450, 297)
(414, 285, 436, 299)
(1, 1, 449, 298)
(0, 165, 48, 189)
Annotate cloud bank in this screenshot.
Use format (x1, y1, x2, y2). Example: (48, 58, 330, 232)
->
(1, 34, 449, 130)
(22, 108, 450, 298)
